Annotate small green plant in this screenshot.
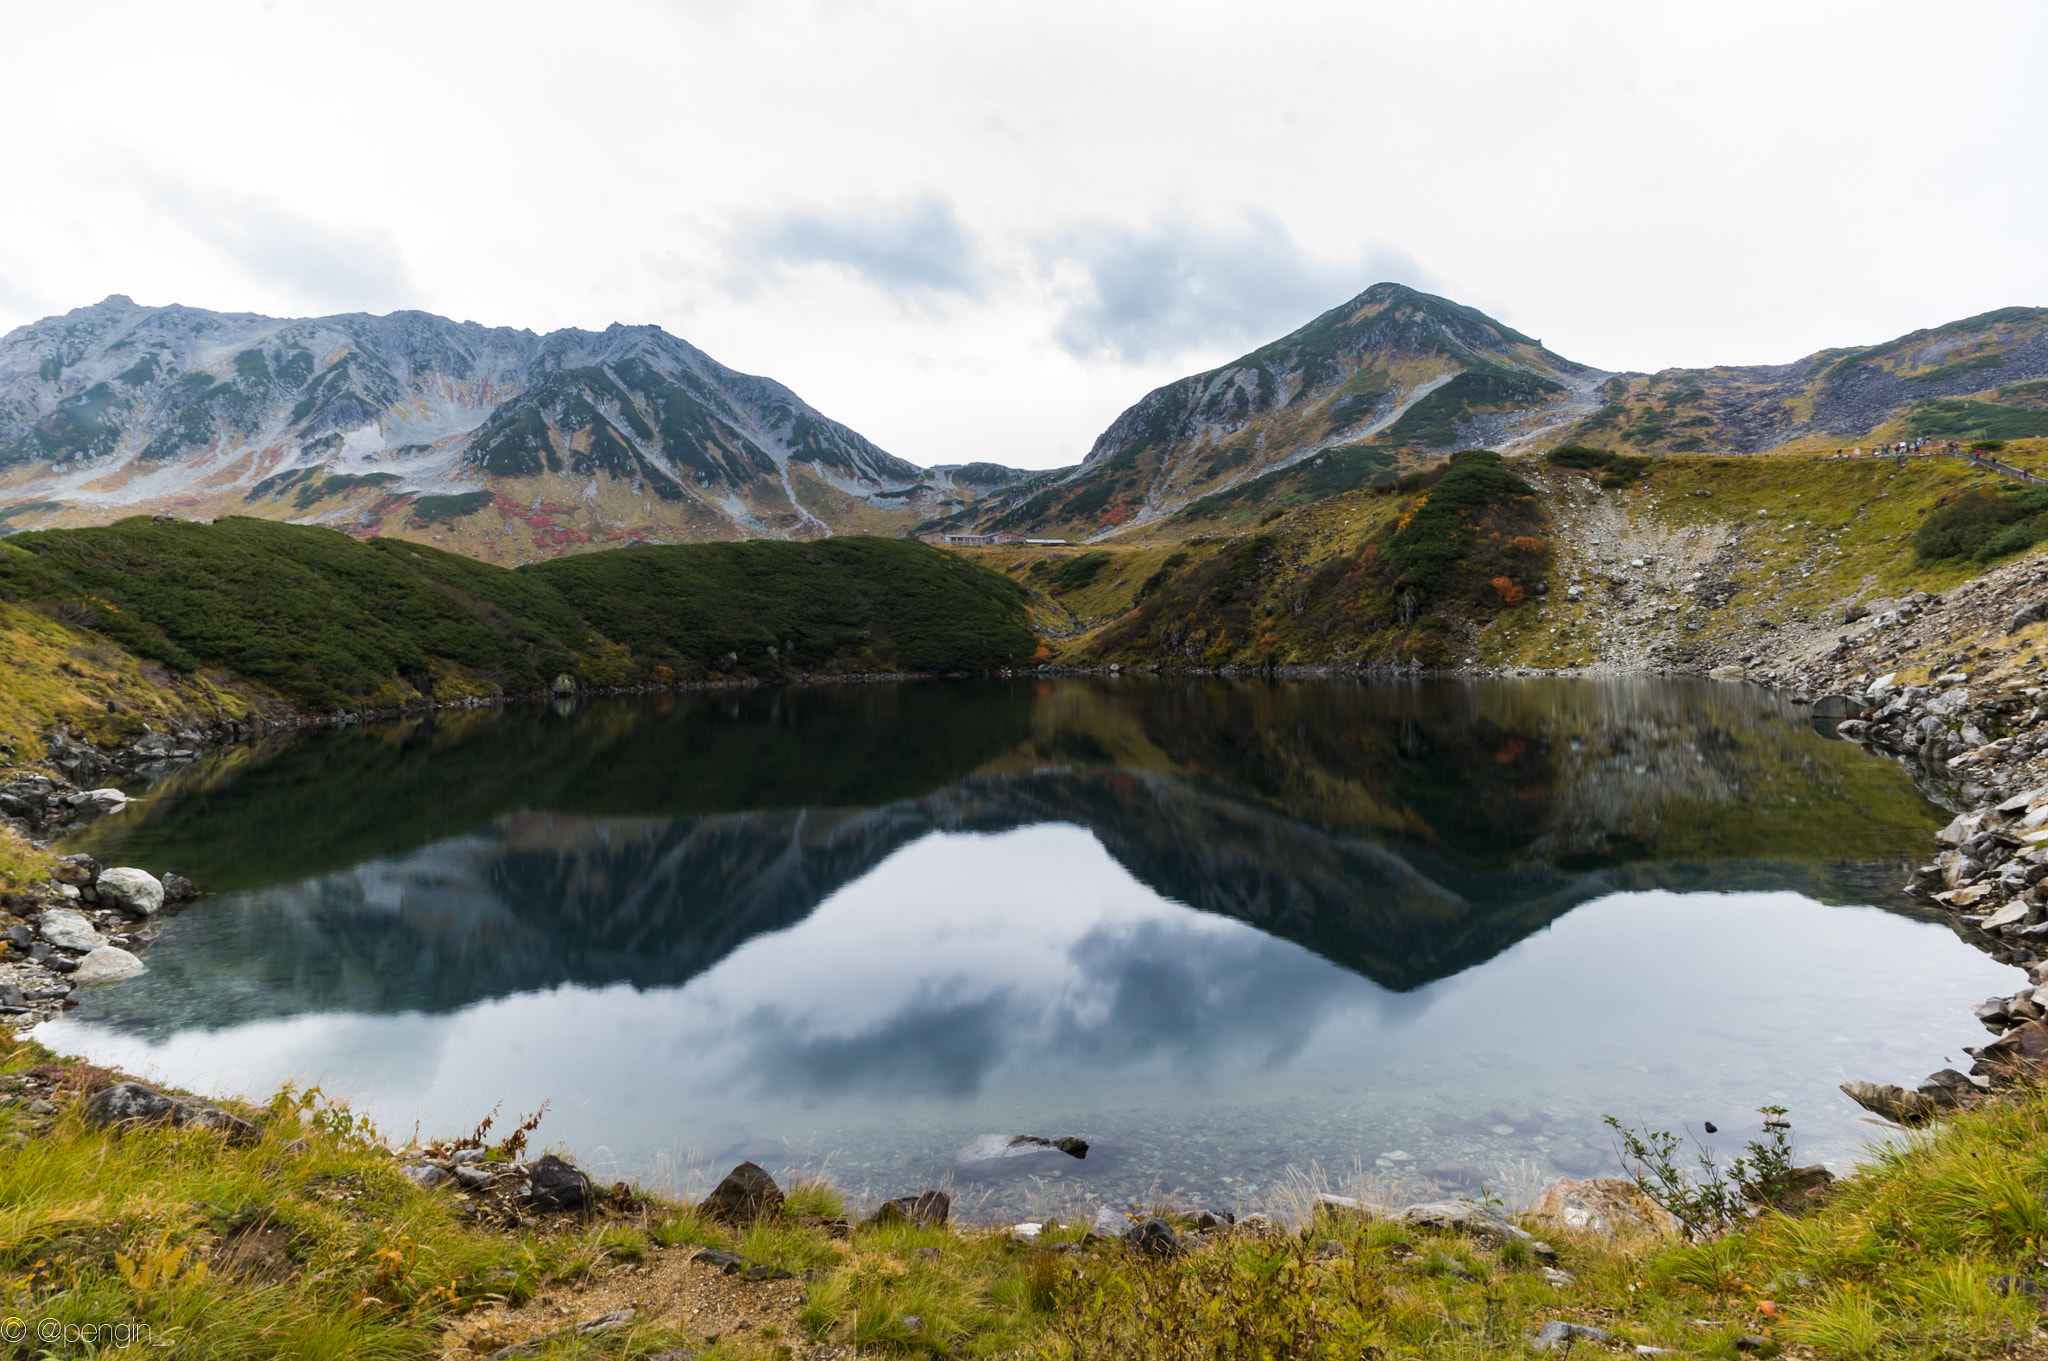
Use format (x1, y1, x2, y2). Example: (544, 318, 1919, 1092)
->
(1603, 1105, 1797, 1238)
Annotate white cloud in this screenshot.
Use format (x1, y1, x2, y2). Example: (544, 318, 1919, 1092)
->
(0, 0, 2040, 467)
(1041, 213, 1440, 364)
(138, 179, 418, 316)
(732, 197, 986, 302)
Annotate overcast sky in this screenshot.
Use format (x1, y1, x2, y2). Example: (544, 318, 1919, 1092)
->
(1, 0, 2041, 469)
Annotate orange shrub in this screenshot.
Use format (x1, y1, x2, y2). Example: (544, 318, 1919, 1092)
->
(1492, 576, 1525, 605)
(1511, 536, 1545, 554)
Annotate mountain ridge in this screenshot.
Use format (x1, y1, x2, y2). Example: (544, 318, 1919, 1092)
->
(5, 290, 2047, 553)
(0, 295, 996, 552)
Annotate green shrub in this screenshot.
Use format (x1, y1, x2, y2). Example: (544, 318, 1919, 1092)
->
(0, 520, 1036, 706)
(1384, 453, 1533, 593)
(1045, 551, 1113, 593)
(1913, 486, 2048, 564)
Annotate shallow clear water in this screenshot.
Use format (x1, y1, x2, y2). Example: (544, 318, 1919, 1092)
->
(40, 677, 2015, 1220)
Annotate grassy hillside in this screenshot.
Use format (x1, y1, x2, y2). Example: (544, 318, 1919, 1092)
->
(933, 446, 2048, 676)
(0, 520, 1036, 710)
(1088, 452, 1548, 669)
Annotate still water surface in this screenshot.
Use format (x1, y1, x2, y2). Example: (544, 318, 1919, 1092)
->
(40, 677, 2012, 1218)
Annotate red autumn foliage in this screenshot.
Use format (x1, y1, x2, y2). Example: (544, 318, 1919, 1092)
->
(1492, 576, 1525, 605)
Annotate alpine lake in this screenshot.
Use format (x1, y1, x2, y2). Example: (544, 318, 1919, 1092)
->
(36, 677, 2013, 1223)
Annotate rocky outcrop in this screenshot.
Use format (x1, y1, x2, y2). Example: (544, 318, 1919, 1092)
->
(82, 1080, 262, 1144)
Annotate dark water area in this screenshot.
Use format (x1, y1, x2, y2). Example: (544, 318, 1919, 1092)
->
(40, 677, 2013, 1220)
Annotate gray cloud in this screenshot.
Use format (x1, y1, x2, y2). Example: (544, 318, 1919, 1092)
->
(143, 179, 416, 314)
(1044, 213, 1440, 365)
(734, 197, 985, 300)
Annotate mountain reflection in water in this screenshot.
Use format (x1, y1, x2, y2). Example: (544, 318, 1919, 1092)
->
(44, 676, 2002, 1214)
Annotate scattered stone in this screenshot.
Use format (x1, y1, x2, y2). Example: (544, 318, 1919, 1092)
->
(1431, 1161, 1486, 1189)
(1839, 1080, 1940, 1126)
(1543, 1267, 1577, 1288)
(69, 946, 146, 985)
(1810, 695, 1857, 718)
(95, 868, 164, 916)
(1193, 1209, 1236, 1230)
(1088, 1205, 1130, 1241)
(1918, 1069, 1988, 1109)
(405, 1163, 453, 1191)
(743, 1264, 795, 1281)
(1128, 1217, 1185, 1258)
(161, 873, 198, 903)
(701, 1160, 782, 1225)
(868, 1190, 950, 1227)
(81, 1080, 261, 1144)
(692, 1249, 747, 1274)
(37, 909, 104, 953)
(1529, 1321, 1615, 1351)
(1970, 1019, 2048, 1083)
(1314, 1239, 1347, 1260)
(52, 855, 99, 886)
(1528, 1178, 1682, 1240)
(1991, 1274, 2048, 1306)
(485, 1307, 635, 1360)
(1548, 1141, 1611, 1175)
(527, 1154, 594, 1214)
(1397, 1200, 1537, 1247)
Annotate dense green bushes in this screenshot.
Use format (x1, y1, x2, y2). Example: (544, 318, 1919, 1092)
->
(1547, 443, 1653, 487)
(1913, 485, 2048, 564)
(1384, 451, 1540, 595)
(0, 520, 1035, 708)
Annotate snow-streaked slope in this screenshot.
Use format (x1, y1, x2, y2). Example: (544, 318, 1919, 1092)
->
(0, 297, 972, 551)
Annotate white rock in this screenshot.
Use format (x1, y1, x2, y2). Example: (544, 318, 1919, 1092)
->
(38, 909, 104, 953)
(1982, 902, 2030, 931)
(1090, 1205, 1130, 1239)
(95, 868, 165, 916)
(70, 946, 146, 985)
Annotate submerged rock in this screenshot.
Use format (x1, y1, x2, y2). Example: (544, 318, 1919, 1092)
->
(954, 1132, 1103, 1179)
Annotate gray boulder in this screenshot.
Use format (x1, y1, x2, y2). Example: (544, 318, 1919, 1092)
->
(70, 946, 146, 985)
(1810, 695, 1857, 718)
(1088, 1204, 1131, 1241)
(405, 1163, 453, 1191)
(1530, 1321, 1615, 1351)
(82, 1080, 261, 1144)
(38, 909, 104, 953)
(95, 868, 165, 916)
(1398, 1200, 1535, 1246)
